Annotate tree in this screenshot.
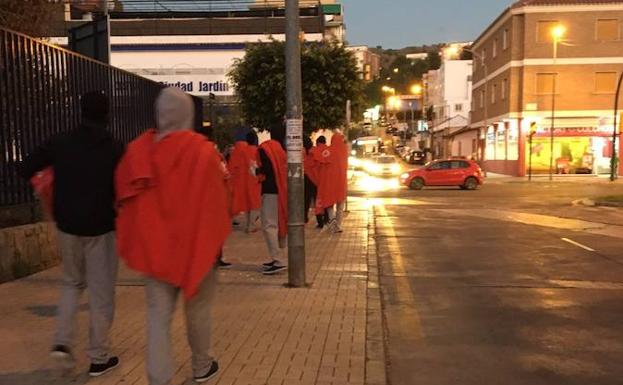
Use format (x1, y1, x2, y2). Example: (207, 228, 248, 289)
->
(229, 40, 363, 134)
(0, 0, 63, 37)
(427, 51, 441, 71)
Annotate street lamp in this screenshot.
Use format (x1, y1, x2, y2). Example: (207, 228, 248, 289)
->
(465, 48, 488, 168)
(443, 45, 460, 60)
(382, 85, 396, 94)
(410, 84, 423, 96)
(549, 24, 566, 181)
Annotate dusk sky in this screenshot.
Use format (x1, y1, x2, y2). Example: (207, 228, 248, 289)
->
(340, 0, 511, 48)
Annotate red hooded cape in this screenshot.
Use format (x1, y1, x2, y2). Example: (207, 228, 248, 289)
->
(115, 130, 231, 300)
(304, 148, 320, 186)
(245, 144, 262, 209)
(316, 134, 348, 209)
(228, 141, 261, 215)
(259, 140, 288, 239)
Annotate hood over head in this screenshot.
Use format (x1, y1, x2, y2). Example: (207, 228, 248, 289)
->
(155, 87, 194, 137)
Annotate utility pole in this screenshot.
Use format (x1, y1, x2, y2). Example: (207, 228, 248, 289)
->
(345, 99, 351, 212)
(611, 73, 622, 182)
(285, 0, 305, 287)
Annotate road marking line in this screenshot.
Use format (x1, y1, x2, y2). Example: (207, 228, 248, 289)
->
(562, 238, 596, 252)
(376, 204, 425, 343)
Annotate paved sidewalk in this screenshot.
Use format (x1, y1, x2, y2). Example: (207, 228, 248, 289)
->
(0, 202, 385, 385)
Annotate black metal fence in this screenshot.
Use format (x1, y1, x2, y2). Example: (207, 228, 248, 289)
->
(0, 27, 166, 208)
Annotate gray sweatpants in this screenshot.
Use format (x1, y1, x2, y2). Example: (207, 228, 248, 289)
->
(260, 194, 286, 266)
(54, 230, 118, 364)
(145, 270, 216, 385)
(245, 209, 260, 232)
(327, 201, 346, 227)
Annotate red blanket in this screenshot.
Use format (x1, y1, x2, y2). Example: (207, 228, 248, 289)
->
(259, 140, 288, 238)
(30, 167, 54, 218)
(245, 144, 262, 210)
(304, 148, 319, 186)
(315, 134, 348, 209)
(228, 141, 261, 215)
(115, 130, 231, 300)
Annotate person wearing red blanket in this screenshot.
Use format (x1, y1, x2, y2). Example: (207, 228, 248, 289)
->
(245, 131, 262, 231)
(228, 130, 261, 233)
(315, 131, 348, 233)
(310, 136, 330, 228)
(303, 136, 320, 225)
(255, 126, 288, 275)
(115, 87, 231, 384)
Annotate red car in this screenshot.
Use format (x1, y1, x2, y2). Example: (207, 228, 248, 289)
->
(399, 159, 484, 190)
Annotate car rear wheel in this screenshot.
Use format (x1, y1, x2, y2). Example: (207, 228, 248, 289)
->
(409, 177, 424, 190)
(463, 177, 478, 191)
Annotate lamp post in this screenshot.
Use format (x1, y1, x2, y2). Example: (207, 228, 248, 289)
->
(611, 72, 623, 181)
(549, 24, 566, 181)
(465, 48, 488, 168)
(382, 86, 396, 123)
(528, 122, 537, 181)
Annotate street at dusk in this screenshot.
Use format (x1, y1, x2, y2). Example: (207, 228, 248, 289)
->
(2, 1, 623, 385)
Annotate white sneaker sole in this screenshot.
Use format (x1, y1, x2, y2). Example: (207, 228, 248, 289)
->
(263, 266, 287, 275)
(50, 351, 75, 369)
(194, 369, 219, 383)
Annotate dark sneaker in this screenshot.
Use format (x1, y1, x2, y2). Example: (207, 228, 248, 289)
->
(263, 265, 287, 275)
(194, 361, 219, 383)
(89, 356, 119, 377)
(50, 345, 75, 369)
(217, 259, 232, 269)
(262, 260, 276, 269)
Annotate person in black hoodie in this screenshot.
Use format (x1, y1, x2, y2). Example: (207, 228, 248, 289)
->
(19, 91, 123, 377)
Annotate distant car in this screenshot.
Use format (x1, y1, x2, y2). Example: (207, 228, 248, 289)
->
(365, 156, 402, 177)
(399, 159, 484, 190)
(406, 150, 426, 165)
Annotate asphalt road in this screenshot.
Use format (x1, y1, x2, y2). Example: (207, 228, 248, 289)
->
(364, 177, 623, 385)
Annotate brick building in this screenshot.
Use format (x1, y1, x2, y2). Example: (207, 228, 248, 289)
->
(471, 0, 623, 176)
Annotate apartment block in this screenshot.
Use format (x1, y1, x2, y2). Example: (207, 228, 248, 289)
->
(471, 0, 623, 176)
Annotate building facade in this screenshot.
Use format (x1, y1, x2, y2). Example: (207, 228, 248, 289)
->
(346, 46, 381, 81)
(471, 0, 623, 176)
(50, 2, 344, 106)
(423, 60, 473, 158)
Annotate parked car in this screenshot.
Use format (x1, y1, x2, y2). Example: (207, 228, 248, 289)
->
(399, 159, 484, 190)
(364, 156, 402, 177)
(406, 150, 426, 165)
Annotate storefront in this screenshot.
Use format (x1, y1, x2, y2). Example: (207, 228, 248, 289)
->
(527, 128, 616, 175)
(483, 117, 622, 176)
(484, 120, 520, 175)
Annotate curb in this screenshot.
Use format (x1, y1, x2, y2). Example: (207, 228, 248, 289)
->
(595, 200, 623, 208)
(574, 198, 623, 208)
(365, 207, 389, 385)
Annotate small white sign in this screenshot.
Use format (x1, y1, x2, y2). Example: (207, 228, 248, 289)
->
(286, 119, 303, 164)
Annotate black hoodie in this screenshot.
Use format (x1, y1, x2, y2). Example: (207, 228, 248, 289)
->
(19, 121, 125, 236)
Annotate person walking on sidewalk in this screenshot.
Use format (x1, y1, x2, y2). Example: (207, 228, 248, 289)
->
(255, 126, 288, 275)
(303, 136, 320, 225)
(198, 123, 233, 269)
(316, 131, 348, 233)
(228, 130, 261, 233)
(310, 136, 329, 228)
(18, 90, 123, 376)
(115, 88, 231, 385)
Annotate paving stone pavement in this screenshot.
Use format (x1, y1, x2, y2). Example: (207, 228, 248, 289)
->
(0, 201, 386, 385)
